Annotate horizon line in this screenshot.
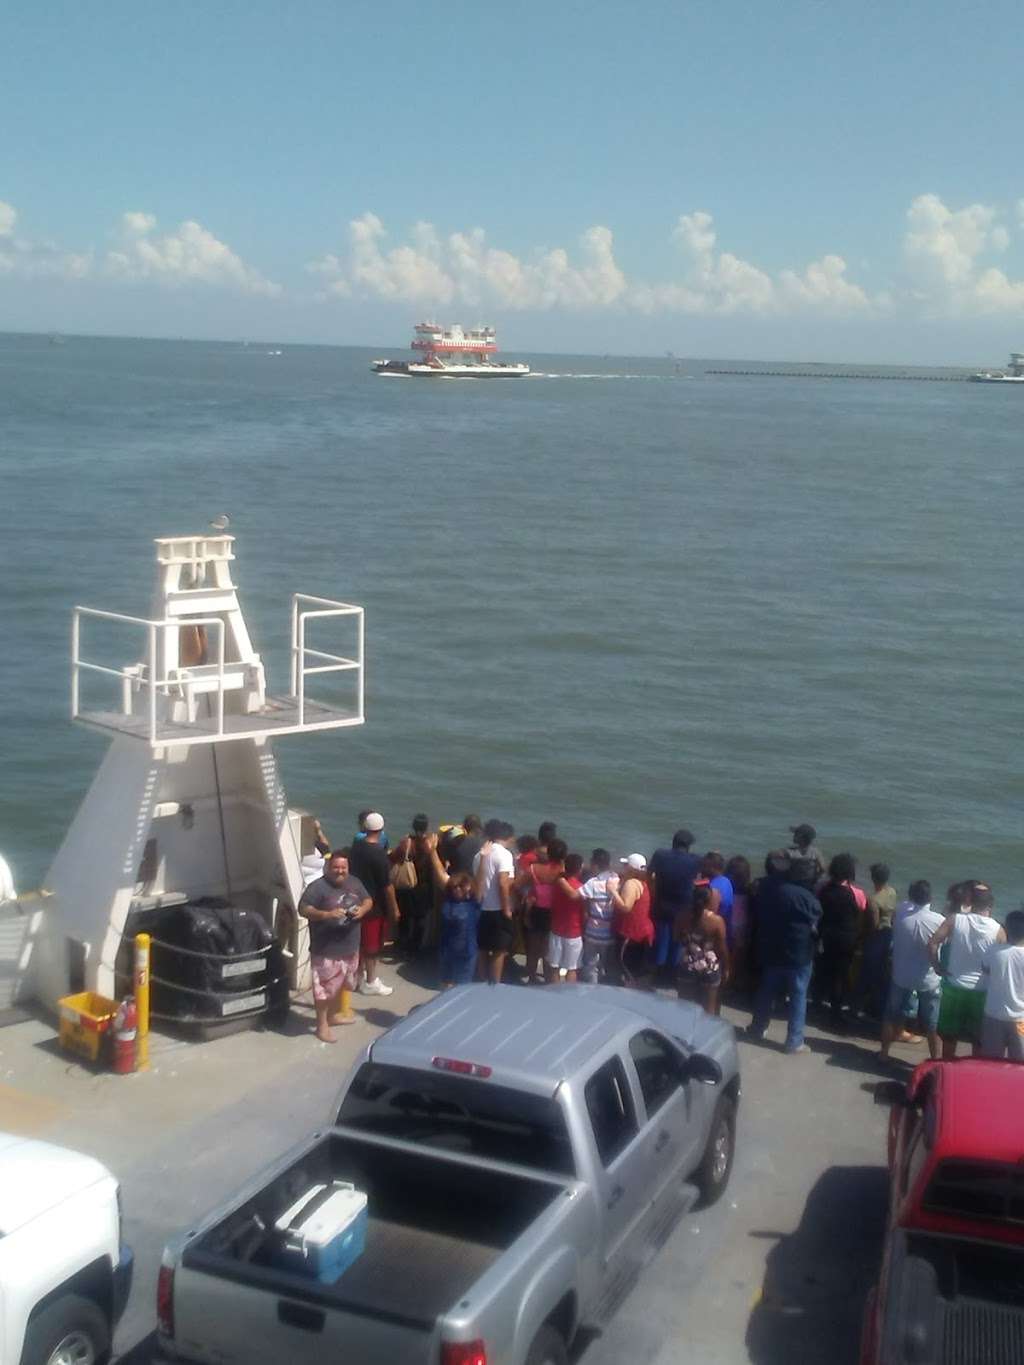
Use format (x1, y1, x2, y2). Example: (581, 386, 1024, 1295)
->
(0, 328, 992, 372)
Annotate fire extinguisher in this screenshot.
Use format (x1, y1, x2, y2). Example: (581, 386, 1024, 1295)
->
(111, 996, 138, 1075)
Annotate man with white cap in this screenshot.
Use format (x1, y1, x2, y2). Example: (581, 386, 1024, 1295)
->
(347, 812, 396, 996)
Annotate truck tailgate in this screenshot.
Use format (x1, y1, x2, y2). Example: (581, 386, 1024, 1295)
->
(169, 1263, 436, 1365)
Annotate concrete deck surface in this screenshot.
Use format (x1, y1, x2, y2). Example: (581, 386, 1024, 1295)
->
(0, 965, 920, 1364)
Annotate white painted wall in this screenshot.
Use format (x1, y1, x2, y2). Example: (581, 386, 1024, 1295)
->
(32, 734, 310, 1009)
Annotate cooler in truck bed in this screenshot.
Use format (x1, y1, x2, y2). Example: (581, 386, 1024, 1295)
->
(183, 1129, 568, 1328)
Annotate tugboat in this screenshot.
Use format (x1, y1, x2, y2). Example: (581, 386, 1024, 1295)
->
(970, 350, 1024, 382)
(372, 322, 530, 378)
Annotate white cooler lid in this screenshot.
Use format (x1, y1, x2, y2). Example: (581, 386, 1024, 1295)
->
(277, 1182, 367, 1248)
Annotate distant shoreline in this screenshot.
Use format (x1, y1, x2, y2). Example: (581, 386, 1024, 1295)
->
(0, 329, 990, 373)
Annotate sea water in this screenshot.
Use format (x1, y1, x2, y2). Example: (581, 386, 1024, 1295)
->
(0, 334, 1020, 901)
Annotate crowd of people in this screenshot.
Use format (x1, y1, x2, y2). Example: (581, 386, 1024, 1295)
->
(297, 812, 1024, 1061)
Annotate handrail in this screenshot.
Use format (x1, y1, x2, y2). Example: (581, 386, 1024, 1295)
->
(73, 609, 226, 743)
(72, 593, 365, 744)
(290, 594, 365, 729)
(301, 646, 355, 665)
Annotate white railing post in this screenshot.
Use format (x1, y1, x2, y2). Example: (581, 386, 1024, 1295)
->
(297, 611, 306, 728)
(215, 619, 225, 736)
(71, 609, 80, 720)
(357, 607, 365, 722)
(290, 594, 299, 696)
(147, 623, 158, 744)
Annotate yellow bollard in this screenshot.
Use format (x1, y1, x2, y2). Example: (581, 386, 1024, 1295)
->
(134, 933, 151, 1071)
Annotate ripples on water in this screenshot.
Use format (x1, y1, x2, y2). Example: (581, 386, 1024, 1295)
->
(0, 335, 1020, 901)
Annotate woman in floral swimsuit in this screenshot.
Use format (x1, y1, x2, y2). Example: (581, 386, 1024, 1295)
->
(675, 885, 730, 1015)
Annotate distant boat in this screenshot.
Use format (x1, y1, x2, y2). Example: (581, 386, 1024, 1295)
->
(372, 322, 530, 378)
(970, 351, 1024, 383)
(48, 333, 65, 347)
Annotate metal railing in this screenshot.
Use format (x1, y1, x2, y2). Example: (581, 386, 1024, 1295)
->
(72, 594, 364, 744)
(290, 594, 364, 729)
(72, 609, 227, 744)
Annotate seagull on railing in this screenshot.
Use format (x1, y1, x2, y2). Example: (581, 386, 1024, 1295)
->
(209, 514, 231, 532)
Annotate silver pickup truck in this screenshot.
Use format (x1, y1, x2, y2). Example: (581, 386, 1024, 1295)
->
(158, 983, 740, 1365)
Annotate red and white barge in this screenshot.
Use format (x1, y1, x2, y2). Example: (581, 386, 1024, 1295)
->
(372, 322, 530, 378)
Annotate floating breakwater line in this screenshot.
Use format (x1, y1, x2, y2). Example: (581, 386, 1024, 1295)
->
(706, 368, 971, 382)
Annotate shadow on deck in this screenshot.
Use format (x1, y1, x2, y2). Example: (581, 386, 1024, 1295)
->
(746, 1165, 888, 1364)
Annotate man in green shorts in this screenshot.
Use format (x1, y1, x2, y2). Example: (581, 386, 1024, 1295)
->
(929, 882, 1005, 1058)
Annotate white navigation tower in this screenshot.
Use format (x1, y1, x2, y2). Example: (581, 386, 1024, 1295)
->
(28, 532, 364, 1015)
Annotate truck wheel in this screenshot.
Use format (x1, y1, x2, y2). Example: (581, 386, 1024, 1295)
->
(20, 1294, 110, 1365)
(694, 1094, 736, 1208)
(526, 1324, 568, 1365)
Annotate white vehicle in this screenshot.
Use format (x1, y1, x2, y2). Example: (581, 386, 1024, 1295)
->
(0, 1133, 132, 1365)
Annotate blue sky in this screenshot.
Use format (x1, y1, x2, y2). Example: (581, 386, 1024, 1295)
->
(2, 0, 1023, 361)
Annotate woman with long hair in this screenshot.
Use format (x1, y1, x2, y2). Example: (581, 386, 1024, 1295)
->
(674, 885, 730, 1015)
(391, 814, 435, 956)
(815, 852, 866, 1028)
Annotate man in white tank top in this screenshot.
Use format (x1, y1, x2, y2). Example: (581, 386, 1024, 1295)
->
(929, 882, 1005, 1058)
(980, 910, 1024, 1061)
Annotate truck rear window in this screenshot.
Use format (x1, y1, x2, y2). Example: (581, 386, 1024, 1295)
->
(338, 1063, 575, 1176)
(923, 1160, 1024, 1226)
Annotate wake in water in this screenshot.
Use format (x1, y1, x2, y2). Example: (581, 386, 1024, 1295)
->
(528, 372, 678, 380)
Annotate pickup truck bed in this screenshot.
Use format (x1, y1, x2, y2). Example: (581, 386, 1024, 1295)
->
(182, 1127, 567, 1328)
(881, 1231, 1024, 1365)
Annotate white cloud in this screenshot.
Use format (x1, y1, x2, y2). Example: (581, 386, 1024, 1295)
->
(343, 211, 455, 303)
(667, 211, 776, 312)
(972, 267, 1024, 312)
(311, 214, 628, 311)
(448, 223, 626, 309)
(778, 254, 872, 311)
(122, 211, 157, 234)
(315, 210, 872, 319)
(0, 199, 92, 280)
(905, 194, 995, 287)
(5, 192, 1022, 324)
(105, 212, 281, 296)
(904, 193, 1024, 314)
(0, 200, 280, 295)
(306, 252, 349, 295)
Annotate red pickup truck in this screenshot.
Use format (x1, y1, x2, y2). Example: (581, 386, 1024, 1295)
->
(862, 1059, 1024, 1365)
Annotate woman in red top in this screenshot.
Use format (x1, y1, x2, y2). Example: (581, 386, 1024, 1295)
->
(611, 854, 654, 987)
(514, 838, 566, 985)
(548, 853, 586, 984)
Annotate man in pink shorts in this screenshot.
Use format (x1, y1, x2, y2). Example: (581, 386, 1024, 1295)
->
(298, 850, 373, 1042)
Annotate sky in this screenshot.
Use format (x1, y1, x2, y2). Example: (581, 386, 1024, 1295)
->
(2, 0, 1024, 362)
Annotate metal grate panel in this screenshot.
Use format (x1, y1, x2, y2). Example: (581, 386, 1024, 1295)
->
(944, 1300, 1024, 1365)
